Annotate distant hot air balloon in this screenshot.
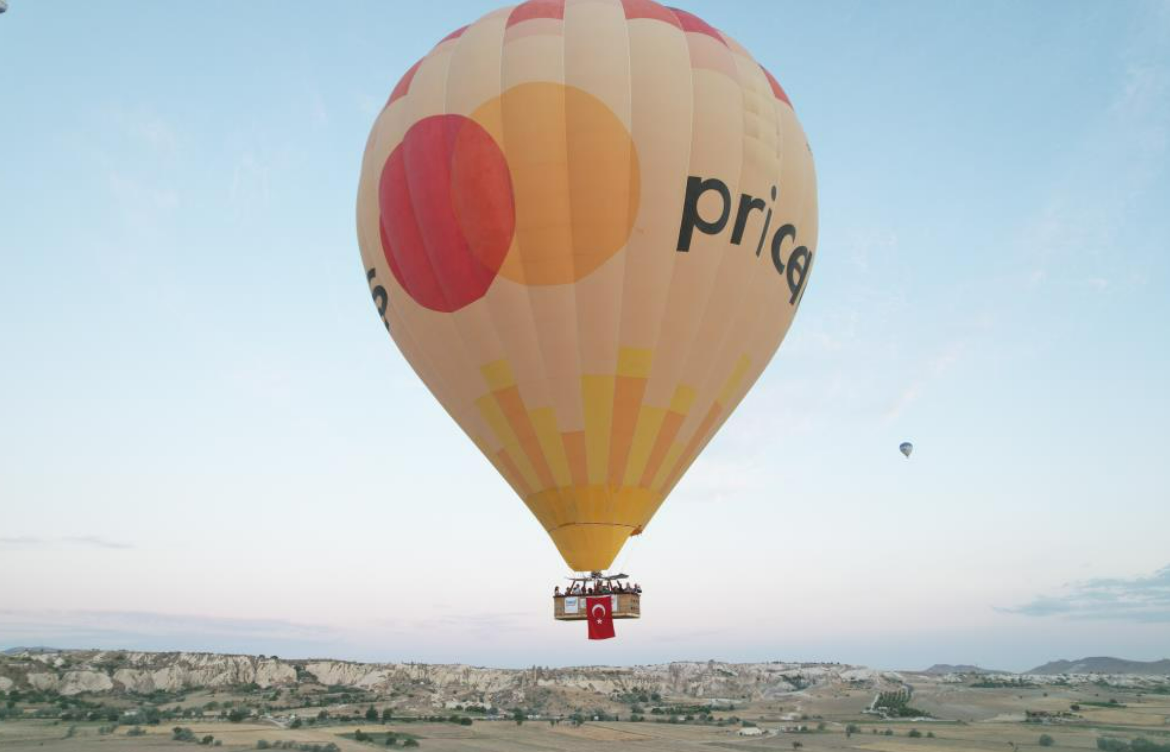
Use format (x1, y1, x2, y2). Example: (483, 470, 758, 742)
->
(0, 1, 8, 14)
(900, 442, 913, 459)
(357, 0, 818, 583)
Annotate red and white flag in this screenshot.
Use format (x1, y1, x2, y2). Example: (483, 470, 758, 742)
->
(586, 596, 615, 640)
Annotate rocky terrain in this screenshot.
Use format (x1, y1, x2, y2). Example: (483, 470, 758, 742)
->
(3, 650, 1168, 713)
(920, 664, 1004, 675)
(0, 650, 902, 708)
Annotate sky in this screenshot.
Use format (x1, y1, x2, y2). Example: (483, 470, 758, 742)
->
(1, 1, 1169, 672)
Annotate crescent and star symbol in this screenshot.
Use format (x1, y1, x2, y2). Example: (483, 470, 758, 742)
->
(591, 604, 606, 623)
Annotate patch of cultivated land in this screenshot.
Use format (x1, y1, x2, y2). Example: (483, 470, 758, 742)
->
(3, 650, 1169, 752)
(3, 688, 1170, 752)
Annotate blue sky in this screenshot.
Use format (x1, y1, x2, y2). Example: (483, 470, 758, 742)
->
(1, 0, 1168, 670)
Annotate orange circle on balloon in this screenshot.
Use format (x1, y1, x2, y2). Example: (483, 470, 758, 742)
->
(472, 82, 641, 286)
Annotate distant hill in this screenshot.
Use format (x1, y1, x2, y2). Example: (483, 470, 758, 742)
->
(1, 646, 64, 655)
(922, 664, 1010, 675)
(1027, 657, 1170, 675)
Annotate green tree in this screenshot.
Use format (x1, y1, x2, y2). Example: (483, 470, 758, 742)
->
(256, 741, 270, 750)
(513, 709, 525, 726)
(382, 708, 393, 723)
(403, 740, 419, 748)
(173, 726, 197, 742)
(291, 718, 302, 729)
(1040, 734, 1055, 747)
(846, 724, 861, 738)
(908, 729, 922, 738)
(366, 706, 379, 722)
(200, 735, 214, 745)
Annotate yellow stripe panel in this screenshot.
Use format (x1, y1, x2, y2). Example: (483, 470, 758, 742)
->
(661, 402, 723, 493)
(475, 394, 540, 491)
(670, 384, 697, 414)
(480, 359, 516, 391)
(617, 347, 653, 378)
(718, 354, 752, 406)
(548, 523, 632, 573)
(623, 405, 666, 487)
(581, 374, 616, 485)
(651, 441, 686, 492)
(530, 407, 573, 488)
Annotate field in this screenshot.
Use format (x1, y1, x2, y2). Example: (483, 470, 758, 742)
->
(2, 678, 1168, 752)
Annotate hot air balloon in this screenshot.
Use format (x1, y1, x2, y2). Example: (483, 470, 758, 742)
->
(356, 0, 818, 619)
(900, 442, 913, 458)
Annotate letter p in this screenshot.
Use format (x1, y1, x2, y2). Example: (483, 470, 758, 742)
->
(676, 176, 731, 252)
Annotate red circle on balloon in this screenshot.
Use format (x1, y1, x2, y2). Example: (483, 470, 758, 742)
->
(378, 114, 516, 312)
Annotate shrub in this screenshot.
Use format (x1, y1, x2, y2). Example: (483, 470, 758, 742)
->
(403, 740, 419, 748)
(1040, 734, 1055, 747)
(257, 742, 271, 750)
(201, 736, 214, 745)
(908, 729, 922, 738)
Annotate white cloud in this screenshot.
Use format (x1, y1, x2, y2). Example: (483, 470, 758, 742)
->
(0, 536, 133, 550)
(1000, 564, 1170, 623)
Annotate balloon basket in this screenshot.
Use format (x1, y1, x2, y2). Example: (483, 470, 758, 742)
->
(554, 592, 640, 621)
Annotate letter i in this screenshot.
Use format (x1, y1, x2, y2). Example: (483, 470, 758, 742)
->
(755, 186, 777, 257)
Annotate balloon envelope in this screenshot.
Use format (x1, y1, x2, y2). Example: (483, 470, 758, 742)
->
(900, 442, 913, 458)
(357, 0, 818, 572)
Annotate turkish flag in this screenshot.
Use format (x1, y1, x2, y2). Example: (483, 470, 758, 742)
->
(586, 596, 615, 640)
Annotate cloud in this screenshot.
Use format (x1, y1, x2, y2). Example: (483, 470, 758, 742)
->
(61, 535, 134, 550)
(0, 536, 133, 550)
(999, 564, 1170, 623)
(1017, 14, 1170, 292)
(884, 340, 966, 422)
(396, 611, 536, 642)
(672, 454, 766, 504)
(0, 536, 43, 548)
(0, 609, 339, 654)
